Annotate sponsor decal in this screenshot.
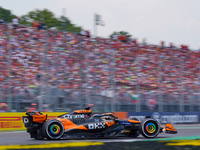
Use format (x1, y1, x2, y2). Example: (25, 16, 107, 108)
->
(124, 130, 130, 133)
(64, 114, 85, 119)
(88, 122, 106, 129)
(119, 121, 131, 125)
(34, 117, 46, 119)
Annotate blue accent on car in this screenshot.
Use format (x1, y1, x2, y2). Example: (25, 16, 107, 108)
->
(119, 121, 131, 125)
(93, 114, 100, 117)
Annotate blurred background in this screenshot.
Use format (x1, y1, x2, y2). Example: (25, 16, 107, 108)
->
(0, 2, 200, 113)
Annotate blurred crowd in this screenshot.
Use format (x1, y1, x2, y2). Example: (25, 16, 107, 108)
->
(0, 21, 200, 112)
(0, 103, 9, 112)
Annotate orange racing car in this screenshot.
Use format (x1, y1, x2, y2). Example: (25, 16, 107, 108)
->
(22, 107, 177, 140)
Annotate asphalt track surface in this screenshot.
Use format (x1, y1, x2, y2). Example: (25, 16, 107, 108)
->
(0, 124, 200, 145)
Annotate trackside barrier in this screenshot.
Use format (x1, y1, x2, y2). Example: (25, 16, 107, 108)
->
(128, 112, 200, 124)
(0, 112, 128, 131)
(0, 112, 65, 130)
(1, 111, 198, 131)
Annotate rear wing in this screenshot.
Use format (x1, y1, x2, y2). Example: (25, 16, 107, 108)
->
(26, 111, 43, 116)
(22, 111, 47, 127)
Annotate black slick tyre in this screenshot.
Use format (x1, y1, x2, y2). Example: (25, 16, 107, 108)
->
(42, 119, 64, 140)
(139, 118, 160, 138)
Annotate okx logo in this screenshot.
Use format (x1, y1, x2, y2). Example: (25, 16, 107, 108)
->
(88, 122, 106, 129)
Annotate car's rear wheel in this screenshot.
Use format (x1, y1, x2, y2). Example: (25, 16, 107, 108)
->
(139, 118, 160, 138)
(42, 120, 64, 140)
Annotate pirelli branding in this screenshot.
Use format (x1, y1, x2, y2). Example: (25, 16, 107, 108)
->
(0, 112, 64, 130)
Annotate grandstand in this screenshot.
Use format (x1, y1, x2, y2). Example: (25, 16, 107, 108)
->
(0, 22, 200, 113)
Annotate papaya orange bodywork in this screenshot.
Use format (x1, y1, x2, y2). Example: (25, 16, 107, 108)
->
(74, 110, 91, 113)
(105, 121, 115, 127)
(58, 118, 77, 130)
(128, 120, 140, 124)
(70, 125, 88, 130)
(32, 114, 47, 123)
(166, 123, 177, 131)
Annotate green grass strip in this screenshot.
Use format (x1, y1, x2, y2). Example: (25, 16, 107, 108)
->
(0, 141, 104, 150)
(0, 130, 26, 133)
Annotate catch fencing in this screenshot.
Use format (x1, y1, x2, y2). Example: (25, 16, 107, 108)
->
(1, 89, 200, 112)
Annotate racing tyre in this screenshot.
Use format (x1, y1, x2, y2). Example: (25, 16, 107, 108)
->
(42, 120, 64, 140)
(139, 118, 160, 138)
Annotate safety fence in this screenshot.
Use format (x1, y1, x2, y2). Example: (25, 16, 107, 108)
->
(1, 89, 200, 113)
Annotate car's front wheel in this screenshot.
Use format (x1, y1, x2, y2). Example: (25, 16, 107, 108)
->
(139, 118, 160, 138)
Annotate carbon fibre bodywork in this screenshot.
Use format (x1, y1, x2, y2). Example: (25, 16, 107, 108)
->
(22, 108, 177, 140)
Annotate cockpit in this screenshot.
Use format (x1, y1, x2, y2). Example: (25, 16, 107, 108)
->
(93, 113, 117, 121)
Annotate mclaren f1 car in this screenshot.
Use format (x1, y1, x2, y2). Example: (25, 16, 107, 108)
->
(22, 107, 177, 140)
